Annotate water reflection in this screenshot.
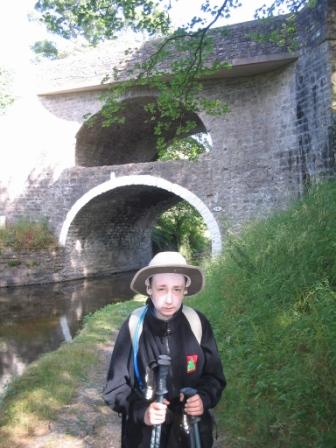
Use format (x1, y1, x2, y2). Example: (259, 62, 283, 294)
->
(0, 272, 135, 397)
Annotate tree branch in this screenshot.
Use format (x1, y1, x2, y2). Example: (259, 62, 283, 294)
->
(143, 0, 230, 78)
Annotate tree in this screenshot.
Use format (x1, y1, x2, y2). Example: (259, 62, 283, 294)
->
(152, 202, 211, 262)
(31, 39, 59, 59)
(158, 133, 212, 161)
(34, 1, 315, 45)
(33, 0, 316, 153)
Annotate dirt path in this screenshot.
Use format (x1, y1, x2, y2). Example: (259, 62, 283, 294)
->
(17, 334, 227, 448)
(16, 337, 120, 448)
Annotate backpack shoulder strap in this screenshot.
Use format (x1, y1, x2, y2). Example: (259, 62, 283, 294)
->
(129, 305, 202, 345)
(128, 304, 202, 388)
(182, 305, 202, 344)
(128, 305, 147, 349)
(128, 305, 148, 390)
(129, 305, 147, 346)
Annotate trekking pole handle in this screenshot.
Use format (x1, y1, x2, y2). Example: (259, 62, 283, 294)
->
(180, 387, 198, 400)
(155, 355, 171, 398)
(180, 387, 202, 448)
(150, 355, 171, 448)
(180, 387, 201, 422)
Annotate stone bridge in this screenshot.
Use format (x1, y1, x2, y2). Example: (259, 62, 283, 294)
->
(0, 0, 335, 283)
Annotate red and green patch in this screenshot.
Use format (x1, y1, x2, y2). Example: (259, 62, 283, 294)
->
(186, 354, 198, 373)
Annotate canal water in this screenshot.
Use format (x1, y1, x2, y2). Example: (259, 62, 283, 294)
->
(0, 271, 135, 399)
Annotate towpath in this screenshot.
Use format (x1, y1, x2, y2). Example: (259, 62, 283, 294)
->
(16, 334, 227, 448)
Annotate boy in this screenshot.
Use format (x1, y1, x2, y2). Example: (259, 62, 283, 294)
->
(103, 251, 226, 447)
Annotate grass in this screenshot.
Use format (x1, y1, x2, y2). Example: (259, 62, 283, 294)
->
(189, 180, 336, 447)
(1, 181, 336, 447)
(0, 218, 58, 252)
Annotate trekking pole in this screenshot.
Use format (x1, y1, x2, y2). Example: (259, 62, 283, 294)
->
(150, 354, 171, 448)
(180, 387, 202, 448)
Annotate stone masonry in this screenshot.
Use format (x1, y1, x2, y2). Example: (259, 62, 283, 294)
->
(0, 0, 335, 286)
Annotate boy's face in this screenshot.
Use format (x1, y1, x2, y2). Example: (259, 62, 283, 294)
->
(148, 273, 186, 320)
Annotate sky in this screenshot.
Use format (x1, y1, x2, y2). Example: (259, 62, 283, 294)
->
(0, 0, 280, 69)
(0, 0, 39, 68)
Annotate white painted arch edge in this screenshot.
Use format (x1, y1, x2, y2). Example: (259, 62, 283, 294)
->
(59, 174, 222, 256)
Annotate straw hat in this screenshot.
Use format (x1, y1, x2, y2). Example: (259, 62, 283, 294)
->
(130, 251, 204, 296)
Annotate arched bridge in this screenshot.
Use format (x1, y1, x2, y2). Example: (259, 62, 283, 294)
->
(0, 0, 335, 283)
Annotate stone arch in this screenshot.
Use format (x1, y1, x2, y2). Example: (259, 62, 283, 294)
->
(75, 95, 208, 166)
(59, 174, 222, 256)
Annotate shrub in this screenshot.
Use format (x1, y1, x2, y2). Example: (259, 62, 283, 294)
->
(0, 219, 57, 252)
(152, 202, 211, 263)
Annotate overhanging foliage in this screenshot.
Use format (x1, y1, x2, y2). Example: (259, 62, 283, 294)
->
(33, 0, 316, 153)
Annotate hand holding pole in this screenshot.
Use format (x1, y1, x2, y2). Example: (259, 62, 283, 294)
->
(180, 387, 202, 448)
(150, 354, 171, 448)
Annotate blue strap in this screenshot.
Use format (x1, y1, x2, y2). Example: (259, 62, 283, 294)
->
(132, 305, 148, 390)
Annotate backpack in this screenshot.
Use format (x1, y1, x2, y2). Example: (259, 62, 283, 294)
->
(128, 305, 202, 389)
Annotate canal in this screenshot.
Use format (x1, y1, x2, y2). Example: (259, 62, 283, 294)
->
(0, 272, 135, 399)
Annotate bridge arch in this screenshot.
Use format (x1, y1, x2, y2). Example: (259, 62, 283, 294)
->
(75, 94, 208, 167)
(59, 174, 222, 257)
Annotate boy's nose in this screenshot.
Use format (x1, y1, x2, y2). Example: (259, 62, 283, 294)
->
(165, 292, 173, 303)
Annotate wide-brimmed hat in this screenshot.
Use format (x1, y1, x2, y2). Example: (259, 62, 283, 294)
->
(130, 251, 204, 296)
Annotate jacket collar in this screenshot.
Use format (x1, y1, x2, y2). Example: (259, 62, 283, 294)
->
(146, 298, 184, 335)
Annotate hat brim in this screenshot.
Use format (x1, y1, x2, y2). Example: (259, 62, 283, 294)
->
(130, 264, 204, 296)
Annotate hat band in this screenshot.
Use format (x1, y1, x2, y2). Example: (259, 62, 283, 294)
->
(145, 274, 191, 288)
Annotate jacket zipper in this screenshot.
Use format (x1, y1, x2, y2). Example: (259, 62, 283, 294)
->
(164, 321, 171, 355)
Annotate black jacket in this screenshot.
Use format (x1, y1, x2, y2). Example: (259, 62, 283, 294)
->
(103, 300, 226, 447)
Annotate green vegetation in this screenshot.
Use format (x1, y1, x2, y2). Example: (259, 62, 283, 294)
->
(158, 134, 210, 161)
(190, 181, 336, 447)
(1, 181, 335, 447)
(0, 219, 58, 253)
(152, 202, 211, 263)
(31, 39, 59, 60)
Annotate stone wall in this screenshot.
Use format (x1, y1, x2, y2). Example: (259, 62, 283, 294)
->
(202, 64, 298, 228)
(0, 246, 137, 287)
(0, 248, 66, 287)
